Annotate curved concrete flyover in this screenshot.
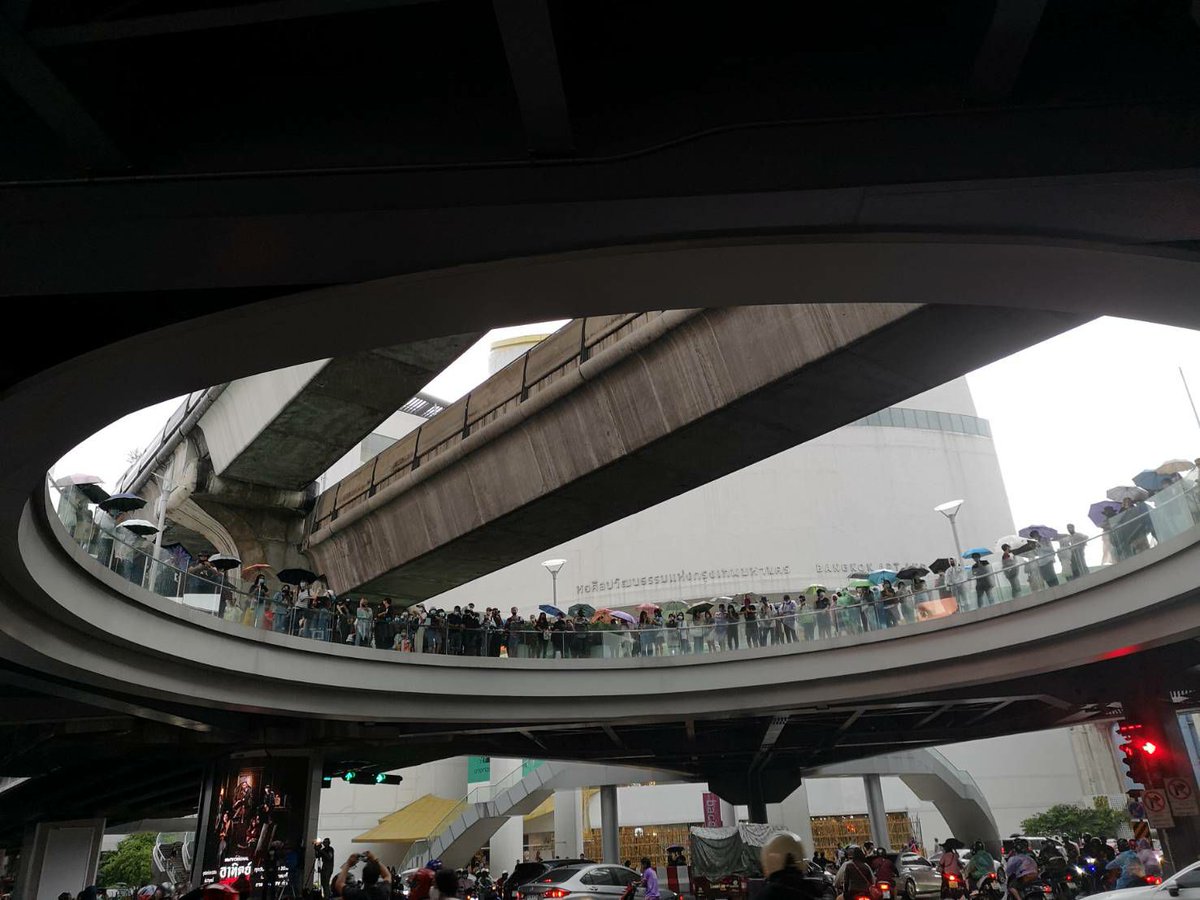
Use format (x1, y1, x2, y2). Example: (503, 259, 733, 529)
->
(4, 238, 1200, 727)
(7, 470, 1200, 730)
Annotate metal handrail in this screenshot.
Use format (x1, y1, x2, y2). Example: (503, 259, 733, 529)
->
(308, 313, 656, 533)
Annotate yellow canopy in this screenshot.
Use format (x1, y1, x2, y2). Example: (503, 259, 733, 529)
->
(523, 795, 555, 821)
(353, 794, 464, 846)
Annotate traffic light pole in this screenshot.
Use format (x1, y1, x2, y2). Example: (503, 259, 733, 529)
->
(1121, 697, 1200, 873)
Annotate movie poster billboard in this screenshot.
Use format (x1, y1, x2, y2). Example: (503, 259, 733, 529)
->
(199, 756, 311, 890)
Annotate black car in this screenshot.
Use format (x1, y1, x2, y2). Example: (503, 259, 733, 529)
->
(503, 860, 594, 900)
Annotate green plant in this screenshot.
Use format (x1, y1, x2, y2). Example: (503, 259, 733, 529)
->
(98, 833, 155, 888)
(1020, 801, 1129, 839)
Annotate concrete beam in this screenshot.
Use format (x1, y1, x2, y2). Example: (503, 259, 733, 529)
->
(203, 334, 481, 491)
(307, 302, 1079, 598)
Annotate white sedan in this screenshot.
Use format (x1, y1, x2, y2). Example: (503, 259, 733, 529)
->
(1087, 860, 1200, 900)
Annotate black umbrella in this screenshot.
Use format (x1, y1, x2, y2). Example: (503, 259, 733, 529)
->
(928, 558, 954, 574)
(98, 491, 147, 514)
(849, 571, 870, 580)
(55, 473, 110, 504)
(277, 567, 318, 585)
(897, 566, 929, 581)
(208, 554, 242, 571)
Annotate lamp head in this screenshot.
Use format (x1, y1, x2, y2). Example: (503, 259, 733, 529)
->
(541, 558, 567, 575)
(934, 499, 964, 519)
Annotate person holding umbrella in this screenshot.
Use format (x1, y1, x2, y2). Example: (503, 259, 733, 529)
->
(965, 550, 995, 606)
(1028, 530, 1060, 586)
(999, 544, 1023, 598)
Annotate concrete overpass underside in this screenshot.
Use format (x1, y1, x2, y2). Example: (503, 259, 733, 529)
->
(306, 302, 1082, 599)
(0, 635, 1194, 846)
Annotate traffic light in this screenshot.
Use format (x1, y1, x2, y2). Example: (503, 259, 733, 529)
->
(1116, 721, 1162, 787)
(340, 770, 402, 785)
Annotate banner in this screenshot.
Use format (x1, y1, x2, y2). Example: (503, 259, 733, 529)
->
(468, 756, 491, 784)
(199, 756, 311, 887)
(702, 792, 723, 827)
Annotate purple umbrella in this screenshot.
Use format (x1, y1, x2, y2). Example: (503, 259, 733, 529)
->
(1088, 500, 1122, 527)
(1018, 525, 1059, 541)
(609, 610, 636, 624)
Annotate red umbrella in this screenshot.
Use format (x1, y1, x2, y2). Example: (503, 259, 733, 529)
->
(637, 602, 660, 613)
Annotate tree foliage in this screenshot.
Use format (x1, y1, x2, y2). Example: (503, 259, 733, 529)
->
(1020, 802, 1129, 839)
(98, 833, 155, 888)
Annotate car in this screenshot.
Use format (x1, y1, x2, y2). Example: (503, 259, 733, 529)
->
(504, 860, 594, 900)
(514, 863, 679, 900)
(1085, 859, 1200, 900)
(898, 854, 944, 899)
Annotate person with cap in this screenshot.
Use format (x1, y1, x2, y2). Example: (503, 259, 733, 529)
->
(316, 838, 336, 898)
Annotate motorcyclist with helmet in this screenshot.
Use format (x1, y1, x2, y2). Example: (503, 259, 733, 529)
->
(963, 842, 996, 895)
(409, 860, 443, 900)
(1003, 840, 1041, 900)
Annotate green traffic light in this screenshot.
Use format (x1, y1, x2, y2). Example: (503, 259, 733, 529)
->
(375, 773, 386, 784)
(344, 771, 358, 782)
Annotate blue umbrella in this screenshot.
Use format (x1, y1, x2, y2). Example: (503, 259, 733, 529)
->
(539, 603, 566, 617)
(1132, 469, 1171, 493)
(868, 569, 897, 584)
(961, 547, 992, 558)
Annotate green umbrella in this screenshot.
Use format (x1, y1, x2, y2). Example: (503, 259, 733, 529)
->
(568, 603, 596, 618)
(804, 584, 826, 596)
(688, 600, 714, 614)
(847, 578, 871, 588)
(661, 600, 688, 612)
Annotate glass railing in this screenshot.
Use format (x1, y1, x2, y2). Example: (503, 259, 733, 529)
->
(45, 469, 1200, 661)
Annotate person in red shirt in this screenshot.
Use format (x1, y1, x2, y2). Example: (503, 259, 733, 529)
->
(409, 860, 442, 900)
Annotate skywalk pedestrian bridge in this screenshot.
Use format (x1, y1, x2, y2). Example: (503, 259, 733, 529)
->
(20, 457, 1200, 728)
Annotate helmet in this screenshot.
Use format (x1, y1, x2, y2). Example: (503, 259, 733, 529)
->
(973, 842, 986, 853)
(1013, 839, 1030, 854)
(1116, 839, 1130, 852)
(427, 859, 443, 872)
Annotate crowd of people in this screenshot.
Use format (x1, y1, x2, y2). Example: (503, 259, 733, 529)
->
(54, 458, 1200, 663)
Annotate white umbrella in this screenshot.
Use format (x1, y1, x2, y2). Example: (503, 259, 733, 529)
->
(54, 473, 108, 503)
(1106, 485, 1149, 503)
(1156, 459, 1196, 475)
(118, 518, 159, 536)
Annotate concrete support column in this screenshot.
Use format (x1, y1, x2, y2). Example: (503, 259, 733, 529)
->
(14, 819, 105, 900)
(600, 785, 619, 864)
(864, 775, 889, 848)
(747, 776, 768, 825)
(489, 759, 524, 872)
(719, 798, 737, 828)
(779, 782, 815, 855)
(553, 789, 583, 859)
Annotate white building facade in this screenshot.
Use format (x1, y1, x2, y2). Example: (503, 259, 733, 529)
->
(314, 352, 1129, 864)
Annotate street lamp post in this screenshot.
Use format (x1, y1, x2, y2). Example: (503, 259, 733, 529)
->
(934, 499, 965, 561)
(541, 558, 567, 608)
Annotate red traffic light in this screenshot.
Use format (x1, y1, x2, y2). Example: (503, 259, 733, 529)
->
(1140, 741, 1158, 755)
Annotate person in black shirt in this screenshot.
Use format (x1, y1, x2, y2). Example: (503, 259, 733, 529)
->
(447, 607, 463, 655)
(316, 839, 336, 898)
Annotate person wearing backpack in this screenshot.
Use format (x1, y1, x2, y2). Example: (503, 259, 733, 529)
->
(834, 847, 875, 900)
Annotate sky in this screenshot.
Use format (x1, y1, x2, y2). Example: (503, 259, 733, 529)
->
(52, 315, 1200, 539)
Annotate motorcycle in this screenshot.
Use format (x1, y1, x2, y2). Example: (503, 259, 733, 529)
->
(941, 873, 966, 900)
(1040, 857, 1076, 900)
(876, 880, 894, 900)
(968, 873, 1004, 900)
